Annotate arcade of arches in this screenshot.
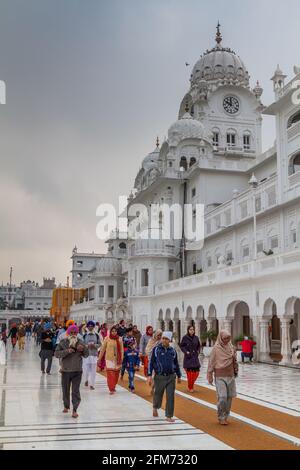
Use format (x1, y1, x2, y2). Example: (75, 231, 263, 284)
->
(156, 297, 300, 366)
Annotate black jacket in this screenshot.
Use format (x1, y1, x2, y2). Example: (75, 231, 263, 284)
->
(180, 334, 201, 370)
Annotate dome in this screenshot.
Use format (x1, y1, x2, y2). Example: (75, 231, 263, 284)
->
(168, 112, 205, 143)
(96, 257, 122, 274)
(190, 25, 249, 88)
(191, 49, 249, 86)
(142, 146, 160, 171)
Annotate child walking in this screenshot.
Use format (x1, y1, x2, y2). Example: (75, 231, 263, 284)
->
(121, 338, 140, 392)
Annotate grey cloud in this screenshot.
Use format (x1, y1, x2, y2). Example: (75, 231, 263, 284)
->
(0, 0, 299, 284)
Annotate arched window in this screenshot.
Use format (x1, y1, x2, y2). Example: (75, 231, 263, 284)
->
(288, 153, 300, 175)
(212, 128, 220, 148)
(206, 252, 212, 268)
(243, 131, 251, 150)
(287, 110, 300, 129)
(158, 212, 163, 230)
(215, 248, 221, 264)
(119, 242, 127, 250)
(179, 157, 187, 171)
(225, 244, 233, 264)
(241, 238, 250, 260)
(189, 157, 196, 167)
(290, 223, 297, 246)
(267, 229, 279, 251)
(226, 129, 236, 148)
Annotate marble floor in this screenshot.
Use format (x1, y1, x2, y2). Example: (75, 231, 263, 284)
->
(186, 357, 300, 416)
(0, 341, 231, 450)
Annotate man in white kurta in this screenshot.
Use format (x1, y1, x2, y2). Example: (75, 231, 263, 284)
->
(82, 321, 101, 390)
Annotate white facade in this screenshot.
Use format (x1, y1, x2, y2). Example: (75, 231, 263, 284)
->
(70, 240, 128, 324)
(21, 278, 56, 311)
(0, 277, 56, 312)
(70, 28, 300, 366)
(0, 283, 24, 309)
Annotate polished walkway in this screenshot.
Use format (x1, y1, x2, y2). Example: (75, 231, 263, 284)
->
(0, 340, 231, 450)
(190, 357, 300, 416)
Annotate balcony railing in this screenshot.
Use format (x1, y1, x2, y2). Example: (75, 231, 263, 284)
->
(205, 175, 278, 237)
(213, 146, 256, 156)
(287, 120, 300, 141)
(289, 171, 300, 187)
(154, 248, 300, 296)
(130, 286, 154, 297)
(129, 239, 177, 258)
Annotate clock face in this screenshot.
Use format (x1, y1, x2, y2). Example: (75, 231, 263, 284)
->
(223, 96, 240, 114)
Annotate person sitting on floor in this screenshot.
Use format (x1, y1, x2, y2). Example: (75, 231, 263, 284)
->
(239, 336, 256, 363)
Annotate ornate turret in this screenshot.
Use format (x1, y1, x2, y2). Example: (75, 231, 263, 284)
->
(253, 80, 263, 100)
(271, 64, 287, 98)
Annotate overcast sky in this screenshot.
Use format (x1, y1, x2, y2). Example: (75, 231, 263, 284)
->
(0, 0, 299, 285)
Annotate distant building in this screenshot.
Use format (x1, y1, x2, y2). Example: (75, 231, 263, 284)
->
(0, 277, 56, 313)
(0, 283, 23, 309)
(69, 240, 128, 324)
(20, 278, 57, 311)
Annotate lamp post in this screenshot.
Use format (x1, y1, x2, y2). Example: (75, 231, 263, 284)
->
(248, 173, 258, 261)
(123, 279, 128, 298)
(179, 166, 187, 277)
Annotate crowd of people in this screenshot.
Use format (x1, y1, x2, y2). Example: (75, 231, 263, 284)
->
(0, 317, 257, 426)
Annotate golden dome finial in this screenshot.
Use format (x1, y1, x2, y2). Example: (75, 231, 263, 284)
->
(216, 21, 222, 45)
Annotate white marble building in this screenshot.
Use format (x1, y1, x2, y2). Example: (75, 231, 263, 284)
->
(0, 283, 24, 309)
(0, 277, 56, 312)
(71, 26, 300, 366)
(0, 278, 57, 327)
(21, 278, 56, 311)
(70, 240, 128, 324)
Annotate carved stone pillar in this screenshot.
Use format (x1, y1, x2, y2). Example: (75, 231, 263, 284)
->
(259, 318, 270, 362)
(182, 320, 191, 337)
(251, 316, 260, 361)
(280, 318, 292, 365)
(206, 319, 213, 332)
(223, 319, 232, 335)
(217, 318, 225, 332)
(173, 320, 180, 344)
(195, 320, 201, 339)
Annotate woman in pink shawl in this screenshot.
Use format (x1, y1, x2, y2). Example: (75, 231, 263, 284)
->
(207, 330, 238, 425)
(99, 323, 108, 371)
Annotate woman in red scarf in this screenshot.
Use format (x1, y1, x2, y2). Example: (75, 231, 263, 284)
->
(140, 325, 153, 376)
(99, 323, 108, 371)
(98, 326, 124, 394)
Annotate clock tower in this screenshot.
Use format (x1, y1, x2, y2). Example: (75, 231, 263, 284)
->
(179, 24, 264, 158)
